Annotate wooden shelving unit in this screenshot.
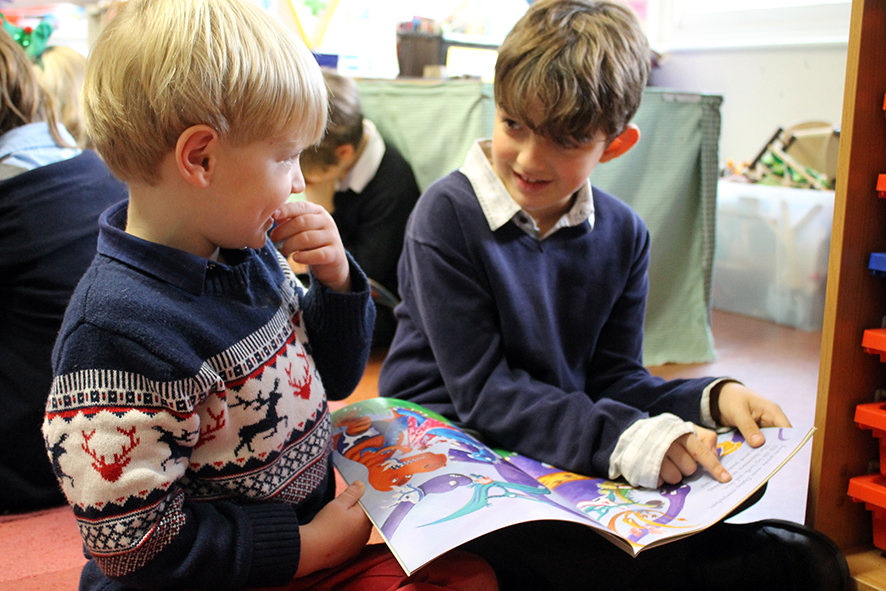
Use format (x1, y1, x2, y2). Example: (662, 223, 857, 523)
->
(807, 0, 886, 588)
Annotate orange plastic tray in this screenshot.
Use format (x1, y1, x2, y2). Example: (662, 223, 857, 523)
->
(849, 474, 886, 551)
(863, 328, 886, 360)
(855, 402, 886, 476)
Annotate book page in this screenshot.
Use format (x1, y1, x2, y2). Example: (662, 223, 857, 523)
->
(332, 399, 814, 571)
(331, 398, 598, 574)
(502, 425, 815, 555)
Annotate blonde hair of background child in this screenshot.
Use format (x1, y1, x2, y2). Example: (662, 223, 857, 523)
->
(300, 68, 363, 173)
(83, 0, 328, 185)
(34, 45, 88, 148)
(494, 0, 650, 145)
(0, 28, 70, 148)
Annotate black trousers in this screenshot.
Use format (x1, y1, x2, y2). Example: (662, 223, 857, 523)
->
(461, 486, 769, 591)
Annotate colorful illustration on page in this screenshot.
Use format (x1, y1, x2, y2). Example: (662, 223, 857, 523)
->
(332, 400, 586, 541)
(502, 430, 748, 547)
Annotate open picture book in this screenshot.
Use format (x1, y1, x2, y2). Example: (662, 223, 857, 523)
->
(331, 398, 814, 576)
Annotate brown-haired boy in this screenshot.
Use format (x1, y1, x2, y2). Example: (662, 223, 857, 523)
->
(379, 1, 849, 589)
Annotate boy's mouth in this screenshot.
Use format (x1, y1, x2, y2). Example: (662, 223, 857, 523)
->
(514, 171, 550, 191)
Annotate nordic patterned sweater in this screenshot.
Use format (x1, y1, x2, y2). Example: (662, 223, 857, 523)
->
(42, 200, 375, 590)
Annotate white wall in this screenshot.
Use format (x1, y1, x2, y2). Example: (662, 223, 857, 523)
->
(650, 43, 848, 166)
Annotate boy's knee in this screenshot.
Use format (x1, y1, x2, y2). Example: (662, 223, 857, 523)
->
(419, 550, 499, 591)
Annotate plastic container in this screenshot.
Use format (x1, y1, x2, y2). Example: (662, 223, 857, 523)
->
(863, 329, 886, 363)
(849, 474, 886, 551)
(713, 180, 835, 330)
(855, 401, 886, 472)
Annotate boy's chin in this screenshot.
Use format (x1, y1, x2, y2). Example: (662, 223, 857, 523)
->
(226, 236, 269, 252)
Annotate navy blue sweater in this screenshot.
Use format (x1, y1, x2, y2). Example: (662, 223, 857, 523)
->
(0, 151, 127, 512)
(379, 171, 715, 478)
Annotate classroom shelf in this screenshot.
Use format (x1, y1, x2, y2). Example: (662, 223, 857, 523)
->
(807, 1, 886, 588)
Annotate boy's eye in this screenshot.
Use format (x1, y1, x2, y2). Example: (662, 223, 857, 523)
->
(502, 118, 525, 133)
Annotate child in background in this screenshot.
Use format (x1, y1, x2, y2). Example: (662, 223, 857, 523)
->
(0, 26, 127, 513)
(41, 0, 496, 589)
(378, 1, 848, 589)
(299, 69, 420, 348)
(34, 44, 89, 148)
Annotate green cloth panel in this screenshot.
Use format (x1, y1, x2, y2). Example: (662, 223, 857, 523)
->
(590, 90, 720, 365)
(356, 79, 719, 366)
(356, 79, 495, 192)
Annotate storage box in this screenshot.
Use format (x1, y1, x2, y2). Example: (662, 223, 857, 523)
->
(855, 401, 886, 473)
(848, 474, 886, 551)
(713, 180, 835, 330)
(851, 403, 886, 550)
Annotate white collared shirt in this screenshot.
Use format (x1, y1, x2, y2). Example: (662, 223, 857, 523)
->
(0, 122, 81, 170)
(460, 139, 595, 241)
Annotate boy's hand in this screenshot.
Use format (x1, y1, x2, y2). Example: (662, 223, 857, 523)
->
(716, 382, 792, 448)
(271, 201, 351, 293)
(296, 481, 372, 577)
(659, 426, 730, 487)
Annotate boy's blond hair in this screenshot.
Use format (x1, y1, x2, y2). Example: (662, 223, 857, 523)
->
(35, 45, 88, 148)
(494, 0, 650, 145)
(84, 0, 327, 185)
(300, 69, 363, 173)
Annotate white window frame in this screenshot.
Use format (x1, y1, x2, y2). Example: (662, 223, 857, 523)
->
(647, 0, 852, 51)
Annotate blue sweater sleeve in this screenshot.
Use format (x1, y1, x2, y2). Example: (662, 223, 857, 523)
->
(301, 253, 375, 401)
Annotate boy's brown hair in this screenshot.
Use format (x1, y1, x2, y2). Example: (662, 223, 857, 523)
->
(0, 28, 69, 148)
(300, 69, 364, 173)
(494, 0, 650, 145)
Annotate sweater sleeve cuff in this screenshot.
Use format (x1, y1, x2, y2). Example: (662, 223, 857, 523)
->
(306, 254, 374, 343)
(242, 503, 301, 588)
(608, 414, 695, 488)
(701, 378, 742, 428)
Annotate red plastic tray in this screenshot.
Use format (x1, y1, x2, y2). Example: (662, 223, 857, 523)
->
(863, 329, 886, 361)
(849, 474, 886, 551)
(855, 402, 886, 476)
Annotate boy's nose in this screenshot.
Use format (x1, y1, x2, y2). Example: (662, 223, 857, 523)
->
(291, 165, 306, 195)
(516, 137, 545, 171)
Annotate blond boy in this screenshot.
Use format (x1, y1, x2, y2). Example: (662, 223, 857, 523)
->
(42, 1, 494, 589)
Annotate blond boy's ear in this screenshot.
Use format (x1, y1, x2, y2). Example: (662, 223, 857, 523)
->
(599, 124, 640, 163)
(175, 125, 219, 188)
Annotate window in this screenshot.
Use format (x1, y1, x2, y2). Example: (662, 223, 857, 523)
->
(649, 0, 851, 51)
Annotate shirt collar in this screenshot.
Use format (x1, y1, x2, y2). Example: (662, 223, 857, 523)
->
(460, 140, 595, 240)
(337, 119, 385, 193)
(97, 200, 240, 297)
(0, 122, 81, 170)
